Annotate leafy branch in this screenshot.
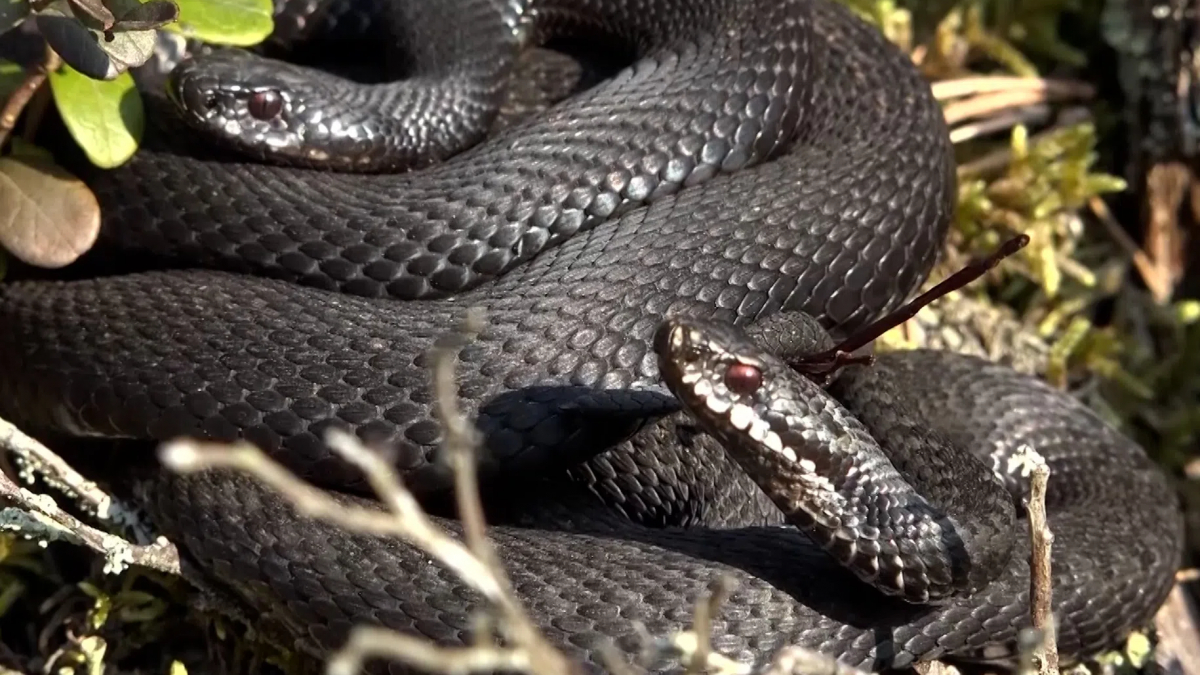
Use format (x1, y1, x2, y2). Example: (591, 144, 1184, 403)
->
(0, 0, 273, 274)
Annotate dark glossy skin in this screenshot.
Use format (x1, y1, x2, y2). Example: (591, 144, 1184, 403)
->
(0, 0, 1182, 672)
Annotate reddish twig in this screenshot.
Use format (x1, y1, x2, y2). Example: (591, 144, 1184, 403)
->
(791, 234, 1030, 383)
(0, 45, 60, 150)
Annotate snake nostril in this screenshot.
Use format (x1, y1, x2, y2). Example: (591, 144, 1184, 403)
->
(181, 81, 218, 115)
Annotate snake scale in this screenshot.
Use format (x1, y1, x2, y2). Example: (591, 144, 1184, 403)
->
(0, 0, 1185, 672)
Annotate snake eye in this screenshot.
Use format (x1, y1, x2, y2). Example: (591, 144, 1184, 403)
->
(248, 90, 283, 120)
(724, 363, 762, 395)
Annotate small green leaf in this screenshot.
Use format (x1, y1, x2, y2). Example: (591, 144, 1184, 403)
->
(48, 63, 144, 168)
(167, 0, 273, 46)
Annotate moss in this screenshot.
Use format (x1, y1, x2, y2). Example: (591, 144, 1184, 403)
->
(841, 0, 1200, 469)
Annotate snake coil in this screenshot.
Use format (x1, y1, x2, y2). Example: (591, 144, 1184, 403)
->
(0, 0, 1184, 672)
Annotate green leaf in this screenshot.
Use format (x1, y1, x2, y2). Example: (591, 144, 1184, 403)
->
(166, 0, 273, 46)
(48, 64, 144, 168)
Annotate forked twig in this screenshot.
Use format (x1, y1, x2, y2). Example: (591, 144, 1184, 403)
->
(0, 417, 180, 576)
(160, 310, 578, 675)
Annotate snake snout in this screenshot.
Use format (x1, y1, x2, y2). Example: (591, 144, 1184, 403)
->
(166, 66, 219, 124)
(184, 83, 217, 118)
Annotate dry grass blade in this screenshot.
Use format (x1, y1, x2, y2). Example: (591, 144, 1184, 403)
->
(930, 77, 1094, 102)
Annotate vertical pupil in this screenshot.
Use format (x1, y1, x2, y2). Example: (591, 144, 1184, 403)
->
(249, 91, 283, 120)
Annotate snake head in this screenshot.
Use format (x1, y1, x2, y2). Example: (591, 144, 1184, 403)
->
(166, 48, 377, 169)
(654, 316, 794, 455)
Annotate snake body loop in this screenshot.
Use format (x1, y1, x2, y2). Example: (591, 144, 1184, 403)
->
(0, 0, 1184, 672)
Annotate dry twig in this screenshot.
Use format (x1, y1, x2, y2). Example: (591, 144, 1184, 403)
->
(160, 309, 577, 675)
(948, 105, 1050, 144)
(0, 45, 59, 149)
(1087, 196, 1171, 303)
(1019, 445, 1058, 675)
(931, 77, 1094, 102)
(0, 416, 180, 576)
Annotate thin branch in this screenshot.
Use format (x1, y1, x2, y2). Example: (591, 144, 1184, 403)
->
(789, 234, 1029, 383)
(0, 45, 60, 150)
(432, 308, 495, 569)
(1087, 196, 1169, 303)
(160, 308, 578, 675)
(159, 438, 512, 608)
(1021, 445, 1058, 675)
(686, 576, 736, 674)
(0, 416, 181, 576)
(1, 419, 113, 519)
(761, 647, 875, 675)
(326, 626, 530, 675)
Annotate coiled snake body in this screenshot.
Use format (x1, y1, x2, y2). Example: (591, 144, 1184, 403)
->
(0, 0, 1184, 672)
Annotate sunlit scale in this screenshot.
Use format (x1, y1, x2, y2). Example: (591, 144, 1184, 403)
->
(728, 402, 753, 430)
(689, 368, 797, 461)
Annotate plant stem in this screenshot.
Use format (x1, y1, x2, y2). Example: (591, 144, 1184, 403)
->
(0, 45, 61, 151)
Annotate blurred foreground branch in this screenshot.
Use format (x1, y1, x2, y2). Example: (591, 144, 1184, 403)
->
(154, 309, 912, 675)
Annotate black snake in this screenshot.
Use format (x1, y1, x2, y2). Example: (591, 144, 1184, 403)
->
(0, 0, 1185, 672)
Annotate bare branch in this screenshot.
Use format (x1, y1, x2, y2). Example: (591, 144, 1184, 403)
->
(1019, 445, 1058, 675)
(0, 416, 181, 576)
(326, 626, 530, 675)
(160, 308, 578, 675)
(159, 438, 512, 608)
(0, 45, 60, 149)
(761, 647, 875, 675)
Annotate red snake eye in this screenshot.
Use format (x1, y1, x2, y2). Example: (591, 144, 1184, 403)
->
(724, 363, 762, 395)
(249, 90, 283, 120)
